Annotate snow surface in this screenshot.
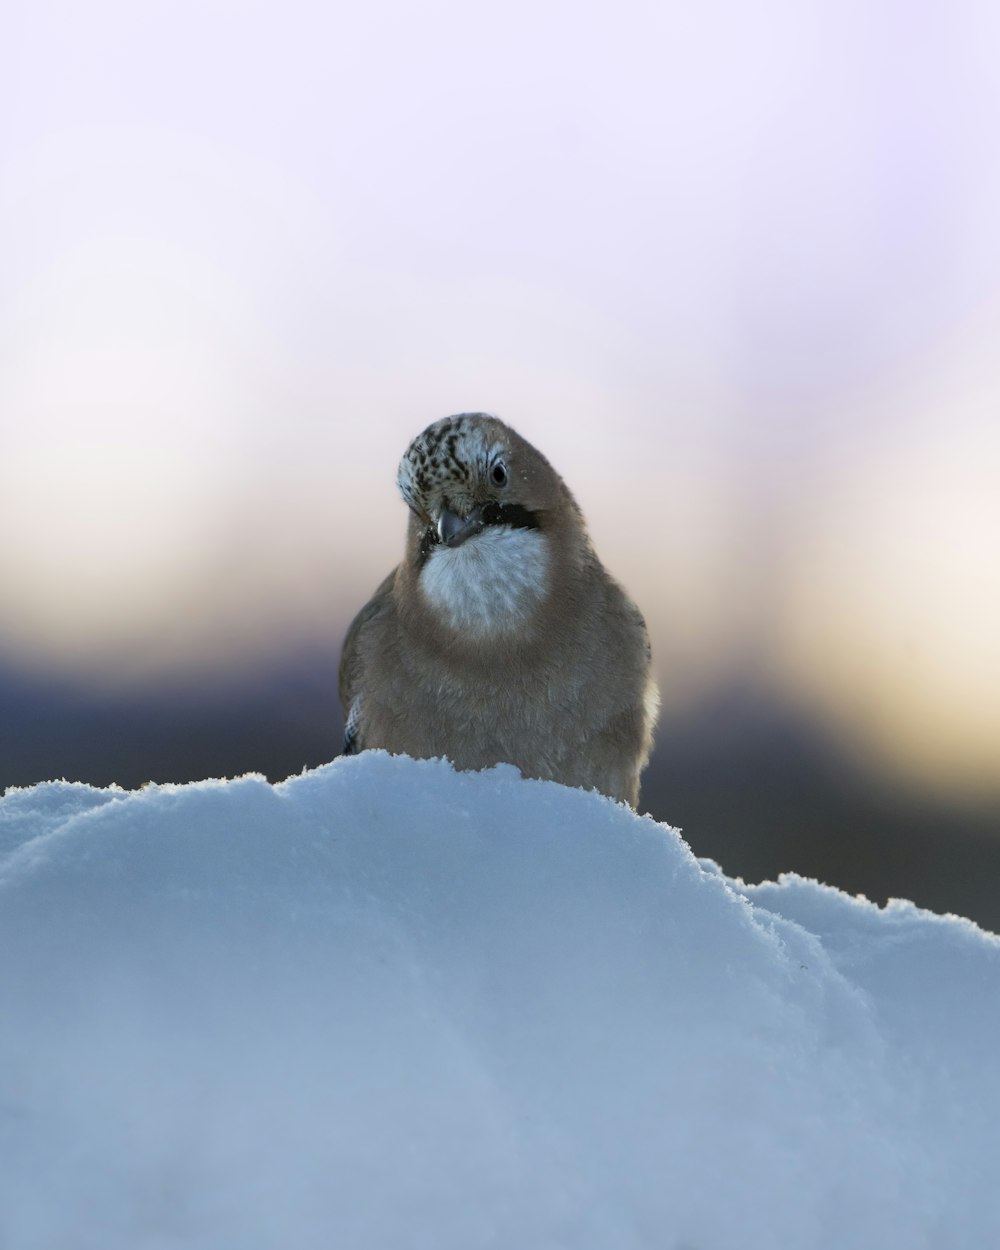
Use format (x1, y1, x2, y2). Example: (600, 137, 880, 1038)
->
(1, 753, 998, 1250)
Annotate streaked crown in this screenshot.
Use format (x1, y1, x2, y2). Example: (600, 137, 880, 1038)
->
(397, 413, 511, 519)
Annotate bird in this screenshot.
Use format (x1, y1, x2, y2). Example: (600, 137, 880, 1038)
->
(338, 413, 659, 807)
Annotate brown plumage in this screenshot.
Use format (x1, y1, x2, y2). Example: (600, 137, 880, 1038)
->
(339, 413, 658, 806)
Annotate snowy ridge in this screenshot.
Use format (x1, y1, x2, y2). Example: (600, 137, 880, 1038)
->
(1, 753, 998, 1249)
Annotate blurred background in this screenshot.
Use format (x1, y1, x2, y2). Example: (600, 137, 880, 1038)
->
(2, 1, 999, 926)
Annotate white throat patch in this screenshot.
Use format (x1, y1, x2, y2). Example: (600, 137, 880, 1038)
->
(419, 527, 549, 634)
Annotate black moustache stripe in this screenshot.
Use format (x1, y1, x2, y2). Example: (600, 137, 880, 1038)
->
(418, 527, 437, 568)
(481, 503, 540, 531)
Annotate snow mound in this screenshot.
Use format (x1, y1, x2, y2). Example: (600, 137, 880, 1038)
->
(2, 753, 998, 1250)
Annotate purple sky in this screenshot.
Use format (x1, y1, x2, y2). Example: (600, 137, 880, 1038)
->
(2, 0, 999, 801)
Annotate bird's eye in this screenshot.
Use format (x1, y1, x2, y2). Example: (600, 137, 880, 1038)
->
(491, 461, 508, 487)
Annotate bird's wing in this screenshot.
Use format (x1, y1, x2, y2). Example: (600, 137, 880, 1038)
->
(338, 569, 397, 754)
(342, 691, 364, 756)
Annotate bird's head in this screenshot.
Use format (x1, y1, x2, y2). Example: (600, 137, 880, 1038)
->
(395, 413, 586, 636)
(397, 412, 566, 552)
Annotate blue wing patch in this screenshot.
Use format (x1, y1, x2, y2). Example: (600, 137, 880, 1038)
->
(343, 695, 363, 756)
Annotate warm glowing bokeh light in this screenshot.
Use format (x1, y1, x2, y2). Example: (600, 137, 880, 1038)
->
(775, 329, 1000, 797)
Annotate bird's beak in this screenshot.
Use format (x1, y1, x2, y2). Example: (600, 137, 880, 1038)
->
(436, 506, 484, 549)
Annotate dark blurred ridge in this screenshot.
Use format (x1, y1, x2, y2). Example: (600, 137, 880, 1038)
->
(643, 686, 1000, 932)
(2, 658, 997, 931)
